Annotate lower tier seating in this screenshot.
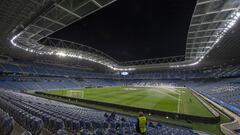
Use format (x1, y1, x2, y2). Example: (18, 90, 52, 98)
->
(0, 108, 14, 135)
(0, 90, 198, 135)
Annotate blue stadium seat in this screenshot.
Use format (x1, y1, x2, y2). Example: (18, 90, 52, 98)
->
(55, 119, 65, 131)
(72, 120, 80, 132)
(30, 117, 43, 135)
(21, 131, 32, 135)
(0, 115, 14, 135)
(55, 129, 68, 135)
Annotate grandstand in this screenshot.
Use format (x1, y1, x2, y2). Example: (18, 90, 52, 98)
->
(0, 0, 240, 135)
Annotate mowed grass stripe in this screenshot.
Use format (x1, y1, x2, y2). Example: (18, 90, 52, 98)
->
(48, 86, 213, 117)
(84, 87, 178, 112)
(84, 87, 145, 103)
(178, 89, 212, 116)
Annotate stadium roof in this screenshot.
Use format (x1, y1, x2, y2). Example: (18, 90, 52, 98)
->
(50, 0, 196, 62)
(0, 0, 240, 71)
(186, 0, 240, 61)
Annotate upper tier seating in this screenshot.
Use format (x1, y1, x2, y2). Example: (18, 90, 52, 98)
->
(0, 77, 120, 91)
(2, 64, 22, 73)
(0, 62, 113, 79)
(1, 62, 240, 79)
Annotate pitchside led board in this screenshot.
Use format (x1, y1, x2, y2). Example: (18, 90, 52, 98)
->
(121, 71, 129, 76)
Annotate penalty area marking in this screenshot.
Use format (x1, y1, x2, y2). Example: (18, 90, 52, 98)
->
(67, 90, 84, 99)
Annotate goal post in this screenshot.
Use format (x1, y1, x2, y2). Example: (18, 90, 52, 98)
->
(66, 90, 84, 99)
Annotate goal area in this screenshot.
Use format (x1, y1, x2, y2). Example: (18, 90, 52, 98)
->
(66, 90, 84, 99)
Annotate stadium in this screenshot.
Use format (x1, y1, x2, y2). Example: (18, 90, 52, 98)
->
(0, 0, 240, 135)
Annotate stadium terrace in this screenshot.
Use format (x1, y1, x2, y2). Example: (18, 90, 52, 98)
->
(0, 0, 240, 135)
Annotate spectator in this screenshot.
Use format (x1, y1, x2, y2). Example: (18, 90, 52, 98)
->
(136, 112, 147, 135)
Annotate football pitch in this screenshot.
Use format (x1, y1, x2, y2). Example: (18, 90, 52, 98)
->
(47, 86, 213, 117)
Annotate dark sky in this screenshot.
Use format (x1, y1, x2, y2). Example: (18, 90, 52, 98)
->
(51, 0, 197, 62)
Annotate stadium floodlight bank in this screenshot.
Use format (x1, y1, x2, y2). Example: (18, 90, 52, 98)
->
(9, 0, 240, 71)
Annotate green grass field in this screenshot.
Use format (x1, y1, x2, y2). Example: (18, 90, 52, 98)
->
(47, 86, 213, 117)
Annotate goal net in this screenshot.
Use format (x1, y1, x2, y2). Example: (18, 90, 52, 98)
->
(66, 90, 84, 99)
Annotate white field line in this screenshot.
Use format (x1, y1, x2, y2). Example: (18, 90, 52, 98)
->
(177, 90, 181, 113)
(148, 88, 179, 100)
(160, 87, 179, 95)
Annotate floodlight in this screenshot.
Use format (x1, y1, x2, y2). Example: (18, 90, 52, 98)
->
(56, 52, 67, 57)
(121, 72, 129, 76)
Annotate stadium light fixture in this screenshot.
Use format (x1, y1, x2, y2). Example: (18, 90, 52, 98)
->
(10, 35, 17, 46)
(12, 9, 240, 70)
(10, 9, 240, 70)
(56, 51, 67, 57)
(10, 34, 136, 71)
(171, 10, 240, 68)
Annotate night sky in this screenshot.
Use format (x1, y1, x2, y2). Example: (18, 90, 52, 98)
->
(51, 0, 197, 62)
